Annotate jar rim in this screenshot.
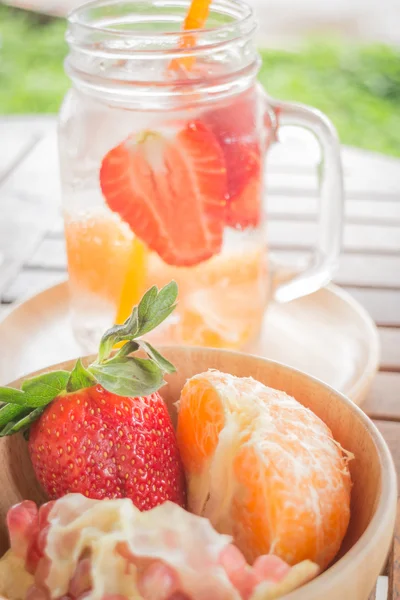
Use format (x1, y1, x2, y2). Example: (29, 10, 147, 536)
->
(67, 0, 255, 44)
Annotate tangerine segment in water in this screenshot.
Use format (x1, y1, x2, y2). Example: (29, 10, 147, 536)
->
(145, 244, 268, 348)
(176, 371, 352, 569)
(65, 211, 135, 304)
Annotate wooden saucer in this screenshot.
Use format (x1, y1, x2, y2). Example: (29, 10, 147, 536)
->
(0, 347, 396, 600)
(0, 281, 379, 405)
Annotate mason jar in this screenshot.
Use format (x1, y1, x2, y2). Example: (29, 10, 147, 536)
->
(59, 0, 343, 352)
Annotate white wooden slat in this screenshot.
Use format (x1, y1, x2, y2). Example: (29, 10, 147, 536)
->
(2, 117, 399, 202)
(14, 235, 400, 291)
(27, 238, 67, 270)
(375, 576, 389, 600)
(49, 216, 65, 237)
(267, 172, 400, 199)
(270, 139, 400, 175)
(47, 198, 400, 235)
(24, 221, 400, 280)
(267, 221, 400, 254)
(345, 288, 400, 326)
(1, 270, 67, 305)
(0, 115, 56, 135)
(268, 129, 400, 197)
(363, 373, 400, 420)
(27, 211, 400, 275)
(0, 130, 62, 293)
(379, 328, 400, 372)
(334, 255, 400, 290)
(274, 251, 400, 289)
(0, 129, 61, 202)
(267, 196, 400, 225)
(0, 123, 38, 183)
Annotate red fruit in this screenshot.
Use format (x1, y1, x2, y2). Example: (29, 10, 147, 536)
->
(28, 386, 186, 511)
(202, 88, 263, 229)
(100, 121, 227, 267)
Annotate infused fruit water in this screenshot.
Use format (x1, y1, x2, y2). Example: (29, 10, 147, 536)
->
(61, 83, 270, 351)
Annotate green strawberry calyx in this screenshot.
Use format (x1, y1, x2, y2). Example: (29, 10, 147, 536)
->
(0, 281, 178, 438)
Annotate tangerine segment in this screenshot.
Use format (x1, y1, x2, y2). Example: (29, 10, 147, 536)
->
(176, 371, 352, 569)
(64, 212, 135, 305)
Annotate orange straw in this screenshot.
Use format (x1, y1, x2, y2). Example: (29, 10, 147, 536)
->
(182, 0, 213, 32)
(169, 0, 212, 72)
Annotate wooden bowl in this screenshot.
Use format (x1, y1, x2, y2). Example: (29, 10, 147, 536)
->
(0, 347, 397, 600)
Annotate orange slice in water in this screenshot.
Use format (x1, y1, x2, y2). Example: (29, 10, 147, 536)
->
(64, 212, 148, 325)
(115, 237, 148, 324)
(145, 246, 268, 349)
(65, 212, 134, 305)
(176, 371, 352, 569)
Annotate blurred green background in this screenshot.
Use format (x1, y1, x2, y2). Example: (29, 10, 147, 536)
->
(1, 3, 399, 156)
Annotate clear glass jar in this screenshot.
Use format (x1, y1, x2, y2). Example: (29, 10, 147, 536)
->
(59, 0, 343, 352)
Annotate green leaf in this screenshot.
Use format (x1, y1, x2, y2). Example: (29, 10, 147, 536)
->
(0, 387, 26, 405)
(112, 341, 140, 360)
(0, 422, 17, 436)
(138, 304, 177, 337)
(67, 359, 96, 392)
(138, 341, 176, 374)
(21, 371, 70, 407)
(97, 282, 177, 363)
(136, 281, 178, 337)
(0, 407, 46, 437)
(93, 281, 178, 397)
(0, 403, 30, 429)
(137, 285, 158, 326)
(97, 308, 139, 363)
(156, 280, 179, 310)
(0, 370, 70, 435)
(89, 357, 165, 397)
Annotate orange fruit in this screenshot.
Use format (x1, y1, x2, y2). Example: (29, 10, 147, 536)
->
(176, 371, 352, 569)
(65, 211, 133, 303)
(65, 212, 147, 318)
(145, 245, 268, 349)
(115, 237, 148, 324)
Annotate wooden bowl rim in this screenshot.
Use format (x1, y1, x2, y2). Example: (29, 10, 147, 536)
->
(6, 347, 398, 598)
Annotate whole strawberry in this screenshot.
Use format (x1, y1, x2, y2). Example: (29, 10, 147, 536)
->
(29, 388, 185, 509)
(0, 282, 186, 510)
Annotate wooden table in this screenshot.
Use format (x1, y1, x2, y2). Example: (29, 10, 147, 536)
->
(0, 115, 399, 598)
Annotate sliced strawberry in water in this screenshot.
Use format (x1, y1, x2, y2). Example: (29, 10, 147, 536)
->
(100, 121, 227, 267)
(202, 88, 263, 229)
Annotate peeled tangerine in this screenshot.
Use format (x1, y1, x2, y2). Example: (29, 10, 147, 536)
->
(176, 371, 353, 570)
(0, 494, 318, 600)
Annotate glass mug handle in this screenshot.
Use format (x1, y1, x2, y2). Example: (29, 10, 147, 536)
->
(264, 95, 344, 303)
